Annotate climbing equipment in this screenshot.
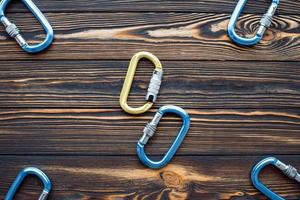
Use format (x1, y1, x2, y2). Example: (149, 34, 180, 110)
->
(0, 0, 54, 53)
(137, 105, 190, 169)
(120, 52, 163, 115)
(228, 0, 279, 46)
(5, 167, 51, 200)
(120, 51, 163, 115)
(251, 157, 300, 200)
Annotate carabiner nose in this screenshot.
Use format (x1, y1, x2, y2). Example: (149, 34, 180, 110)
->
(228, 0, 279, 46)
(5, 167, 51, 200)
(137, 105, 190, 169)
(251, 157, 300, 200)
(0, 0, 54, 53)
(120, 52, 163, 115)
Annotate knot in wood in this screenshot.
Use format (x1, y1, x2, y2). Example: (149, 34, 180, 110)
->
(160, 170, 183, 188)
(262, 29, 276, 41)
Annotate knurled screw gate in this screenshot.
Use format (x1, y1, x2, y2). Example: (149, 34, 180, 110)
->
(257, 2, 278, 37)
(0, 16, 28, 48)
(146, 70, 163, 103)
(275, 160, 300, 182)
(139, 112, 163, 145)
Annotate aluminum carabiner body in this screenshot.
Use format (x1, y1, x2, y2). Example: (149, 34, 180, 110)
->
(120, 51, 163, 115)
(137, 105, 190, 169)
(5, 167, 51, 200)
(251, 157, 300, 200)
(228, 0, 279, 46)
(0, 0, 54, 53)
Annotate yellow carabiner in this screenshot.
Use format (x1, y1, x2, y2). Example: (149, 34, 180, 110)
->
(120, 52, 163, 115)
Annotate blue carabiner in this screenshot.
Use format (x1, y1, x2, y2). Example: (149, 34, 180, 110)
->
(0, 0, 54, 53)
(251, 157, 300, 200)
(137, 105, 190, 169)
(228, 0, 279, 46)
(5, 167, 52, 200)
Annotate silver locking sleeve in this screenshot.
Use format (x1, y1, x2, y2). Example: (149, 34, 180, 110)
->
(139, 112, 162, 145)
(38, 190, 49, 200)
(275, 160, 300, 182)
(146, 70, 163, 103)
(257, 3, 278, 37)
(1, 16, 27, 48)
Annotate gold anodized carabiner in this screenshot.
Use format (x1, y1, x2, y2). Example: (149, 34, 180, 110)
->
(120, 52, 163, 115)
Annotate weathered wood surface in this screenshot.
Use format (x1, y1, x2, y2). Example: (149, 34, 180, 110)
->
(0, 108, 299, 155)
(0, 156, 300, 200)
(0, 13, 299, 60)
(0, 61, 298, 109)
(5, 0, 300, 14)
(0, 0, 299, 199)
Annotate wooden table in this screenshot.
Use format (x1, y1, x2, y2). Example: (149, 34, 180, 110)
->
(0, 1, 299, 199)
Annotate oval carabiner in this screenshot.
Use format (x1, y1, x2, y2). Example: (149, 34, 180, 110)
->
(120, 52, 163, 115)
(0, 0, 54, 53)
(5, 167, 52, 200)
(228, 0, 279, 46)
(137, 105, 190, 169)
(251, 157, 300, 200)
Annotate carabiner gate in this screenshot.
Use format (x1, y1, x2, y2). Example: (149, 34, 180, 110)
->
(0, 0, 54, 53)
(120, 52, 163, 115)
(228, 0, 279, 46)
(137, 105, 190, 169)
(251, 157, 300, 200)
(5, 167, 52, 200)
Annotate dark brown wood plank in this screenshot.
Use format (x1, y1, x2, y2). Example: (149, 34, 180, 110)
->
(0, 156, 300, 200)
(0, 60, 299, 109)
(0, 1, 298, 200)
(5, 0, 299, 14)
(0, 108, 299, 155)
(0, 13, 299, 61)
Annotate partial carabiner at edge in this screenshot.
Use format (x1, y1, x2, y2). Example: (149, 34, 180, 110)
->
(0, 0, 54, 53)
(137, 105, 190, 169)
(228, 0, 279, 46)
(251, 157, 300, 200)
(120, 51, 163, 115)
(5, 167, 51, 200)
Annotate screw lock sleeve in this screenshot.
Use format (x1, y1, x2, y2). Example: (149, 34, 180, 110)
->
(276, 160, 300, 182)
(260, 14, 273, 28)
(257, 3, 278, 36)
(5, 23, 20, 37)
(139, 112, 162, 145)
(284, 165, 300, 182)
(1, 17, 28, 48)
(146, 70, 163, 103)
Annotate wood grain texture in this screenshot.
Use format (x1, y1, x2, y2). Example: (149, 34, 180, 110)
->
(0, 108, 299, 155)
(0, 60, 299, 109)
(0, 1, 299, 199)
(4, 0, 300, 14)
(0, 156, 300, 200)
(0, 13, 299, 60)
